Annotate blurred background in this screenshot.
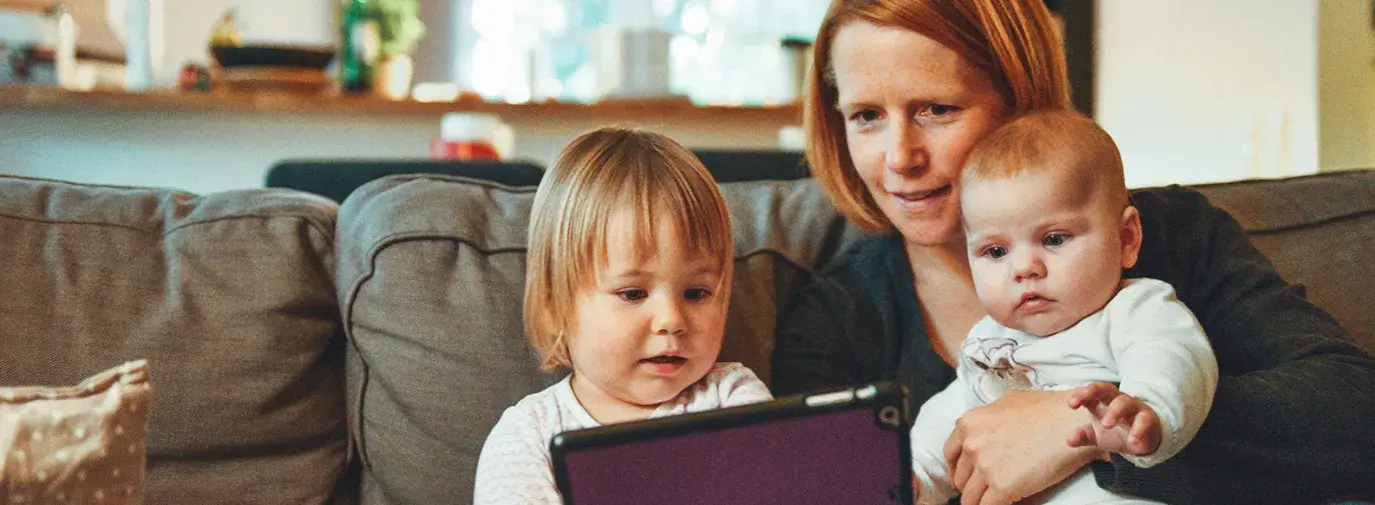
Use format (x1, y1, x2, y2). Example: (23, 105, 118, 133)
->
(0, 0, 1372, 195)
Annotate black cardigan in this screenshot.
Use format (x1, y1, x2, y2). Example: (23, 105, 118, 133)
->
(771, 185, 1375, 504)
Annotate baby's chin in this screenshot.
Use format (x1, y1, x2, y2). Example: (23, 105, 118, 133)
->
(1000, 312, 1079, 338)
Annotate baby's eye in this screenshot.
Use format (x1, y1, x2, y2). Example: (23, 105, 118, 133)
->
(982, 246, 1008, 260)
(684, 288, 713, 302)
(927, 104, 955, 117)
(617, 289, 648, 302)
(1043, 233, 1070, 247)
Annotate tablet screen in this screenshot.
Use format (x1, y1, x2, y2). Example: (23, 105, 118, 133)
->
(552, 383, 912, 505)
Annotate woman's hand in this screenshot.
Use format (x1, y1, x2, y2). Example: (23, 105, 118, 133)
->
(943, 389, 1102, 505)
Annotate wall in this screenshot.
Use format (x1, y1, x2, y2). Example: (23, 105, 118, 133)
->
(1318, 0, 1375, 172)
(0, 108, 788, 195)
(1096, 0, 1321, 188)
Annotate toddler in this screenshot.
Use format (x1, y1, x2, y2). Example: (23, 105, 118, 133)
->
(473, 127, 772, 504)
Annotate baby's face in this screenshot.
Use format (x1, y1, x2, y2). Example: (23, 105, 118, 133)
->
(962, 170, 1135, 337)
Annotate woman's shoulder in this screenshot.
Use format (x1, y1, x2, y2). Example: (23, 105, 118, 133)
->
(775, 233, 905, 337)
(1130, 184, 1220, 227)
(816, 233, 906, 287)
(1126, 185, 1245, 284)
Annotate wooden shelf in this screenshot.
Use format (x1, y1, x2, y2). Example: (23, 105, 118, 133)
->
(0, 85, 801, 122)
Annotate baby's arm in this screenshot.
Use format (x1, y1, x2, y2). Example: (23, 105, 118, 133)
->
(910, 372, 968, 505)
(1067, 382, 1162, 456)
(473, 406, 563, 504)
(1072, 278, 1219, 468)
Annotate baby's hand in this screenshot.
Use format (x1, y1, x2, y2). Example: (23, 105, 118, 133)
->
(1065, 382, 1160, 456)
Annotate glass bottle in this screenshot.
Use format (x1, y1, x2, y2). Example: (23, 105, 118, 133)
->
(340, 0, 379, 92)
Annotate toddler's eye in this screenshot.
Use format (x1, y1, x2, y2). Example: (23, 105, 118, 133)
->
(983, 246, 1008, 260)
(1043, 233, 1069, 247)
(685, 288, 713, 302)
(617, 289, 648, 302)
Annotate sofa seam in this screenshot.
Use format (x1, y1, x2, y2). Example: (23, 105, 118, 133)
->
(0, 211, 337, 241)
(1243, 208, 1375, 235)
(163, 212, 338, 241)
(0, 212, 158, 235)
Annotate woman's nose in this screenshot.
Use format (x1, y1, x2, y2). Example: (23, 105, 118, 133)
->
(884, 121, 927, 174)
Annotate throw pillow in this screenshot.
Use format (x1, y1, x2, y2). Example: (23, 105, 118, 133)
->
(0, 360, 151, 504)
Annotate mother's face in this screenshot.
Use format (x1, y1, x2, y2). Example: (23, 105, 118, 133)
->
(831, 20, 1011, 247)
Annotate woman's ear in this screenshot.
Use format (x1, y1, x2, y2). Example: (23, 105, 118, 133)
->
(1120, 205, 1143, 269)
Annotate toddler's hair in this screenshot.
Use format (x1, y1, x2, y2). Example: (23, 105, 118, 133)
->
(523, 127, 734, 371)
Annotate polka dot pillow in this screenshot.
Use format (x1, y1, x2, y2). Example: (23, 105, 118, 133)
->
(1, 360, 150, 504)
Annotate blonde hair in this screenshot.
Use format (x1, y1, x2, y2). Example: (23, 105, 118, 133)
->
(961, 110, 1128, 211)
(805, 0, 1072, 232)
(523, 127, 734, 371)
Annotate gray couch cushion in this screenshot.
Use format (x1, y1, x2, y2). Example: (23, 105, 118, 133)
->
(0, 175, 349, 505)
(1192, 169, 1375, 351)
(336, 174, 865, 505)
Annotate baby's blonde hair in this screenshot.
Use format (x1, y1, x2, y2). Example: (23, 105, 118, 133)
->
(961, 110, 1128, 212)
(523, 127, 734, 371)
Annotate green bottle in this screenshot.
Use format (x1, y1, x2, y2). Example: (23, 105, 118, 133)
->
(340, 0, 378, 92)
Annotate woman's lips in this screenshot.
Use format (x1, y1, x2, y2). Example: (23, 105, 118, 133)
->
(890, 184, 952, 212)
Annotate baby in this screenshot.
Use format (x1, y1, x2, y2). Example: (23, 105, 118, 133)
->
(911, 110, 1219, 504)
(473, 127, 772, 504)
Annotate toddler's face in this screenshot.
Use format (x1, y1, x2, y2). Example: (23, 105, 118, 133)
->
(566, 210, 728, 416)
(962, 170, 1138, 336)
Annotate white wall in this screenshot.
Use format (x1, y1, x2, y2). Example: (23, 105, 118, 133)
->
(1096, 0, 1321, 188)
(1318, 0, 1375, 172)
(0, 108, 789, 194)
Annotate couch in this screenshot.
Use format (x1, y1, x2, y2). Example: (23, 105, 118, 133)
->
(0, 168, 1370, 504)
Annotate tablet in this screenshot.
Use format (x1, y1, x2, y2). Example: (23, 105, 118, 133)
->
(550, 382, 913, 505)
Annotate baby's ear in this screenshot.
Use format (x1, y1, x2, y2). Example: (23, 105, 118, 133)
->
(1120, 205, 1143, 269)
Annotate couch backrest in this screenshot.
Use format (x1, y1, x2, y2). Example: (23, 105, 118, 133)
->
(0, 175, 350, 505)
(1191, 169, 1374, 350)
(335, 175, 865, 504)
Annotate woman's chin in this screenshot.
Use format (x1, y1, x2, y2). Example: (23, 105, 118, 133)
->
(891, 214, 963, 249)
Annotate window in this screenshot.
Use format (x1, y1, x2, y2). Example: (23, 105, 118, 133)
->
(456, 0, 828, 105)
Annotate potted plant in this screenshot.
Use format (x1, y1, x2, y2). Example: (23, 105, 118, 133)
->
(353, 0, 424, 99)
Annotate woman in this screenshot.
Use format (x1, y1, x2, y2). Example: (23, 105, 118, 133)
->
(770, 1, 1375, 504)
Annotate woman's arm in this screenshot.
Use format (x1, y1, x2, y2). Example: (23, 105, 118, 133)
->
(770, 275, 866, 396)
(1092, 188, 1375, 504)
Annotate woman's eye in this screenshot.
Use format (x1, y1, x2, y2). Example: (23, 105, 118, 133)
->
(849, 109, 881, 127)
(685, 288, 713, 302)
(927, 104, 955, 117)
(917, 104, 958, 123)
(983, 246, 1008, 260)
(1043, 233, 1069, 247)
(617, 289, 648, 302)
